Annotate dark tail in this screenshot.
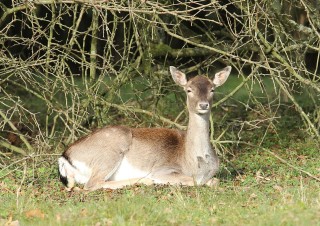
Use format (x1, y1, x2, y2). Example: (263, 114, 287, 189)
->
(58, 167, 69, 187)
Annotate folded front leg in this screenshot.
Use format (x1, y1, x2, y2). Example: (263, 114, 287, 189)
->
(101, 178, 154, 190)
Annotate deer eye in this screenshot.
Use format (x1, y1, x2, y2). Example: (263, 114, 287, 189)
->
(210, 89, 214, 93)
(187, 88, 192, 93)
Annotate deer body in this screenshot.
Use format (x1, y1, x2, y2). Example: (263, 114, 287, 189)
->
(58, 66, 231, 190)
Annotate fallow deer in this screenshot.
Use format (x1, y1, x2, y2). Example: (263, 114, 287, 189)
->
(58, 66, 231, 191)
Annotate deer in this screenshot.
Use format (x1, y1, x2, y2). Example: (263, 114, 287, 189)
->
(58, 66, 231, 191)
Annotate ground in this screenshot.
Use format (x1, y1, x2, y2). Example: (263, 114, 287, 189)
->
(1, 137, 319, 226)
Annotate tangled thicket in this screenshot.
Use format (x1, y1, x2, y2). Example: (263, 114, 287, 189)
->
(0, 0, 319, 158)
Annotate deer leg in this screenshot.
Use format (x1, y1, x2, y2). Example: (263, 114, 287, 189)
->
(83, 149, 126, 191)
(205, 178, 219, 187)
(101, 174, 201, 189)
(83, 173, 109, 191)
(101, 178, 154, 190)
(152, 173, 196, 186)
(153, 173, 219, 187)
(87, 175, 218, 190)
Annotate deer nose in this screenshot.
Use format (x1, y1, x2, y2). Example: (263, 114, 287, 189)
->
(199, 103, 209, 110)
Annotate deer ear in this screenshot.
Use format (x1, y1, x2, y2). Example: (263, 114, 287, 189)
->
(213, 66, 231, 87)
(170, 66, 187, 86)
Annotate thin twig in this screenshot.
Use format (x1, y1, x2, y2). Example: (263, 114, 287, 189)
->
(0, 110, 34, 154)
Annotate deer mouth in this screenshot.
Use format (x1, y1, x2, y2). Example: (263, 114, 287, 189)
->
(196, 109, 210, 114)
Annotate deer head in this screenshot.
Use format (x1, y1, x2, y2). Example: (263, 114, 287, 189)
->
(169, 66, 231, 115)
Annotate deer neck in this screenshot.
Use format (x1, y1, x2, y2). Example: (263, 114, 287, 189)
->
(185, 112, 212, 159)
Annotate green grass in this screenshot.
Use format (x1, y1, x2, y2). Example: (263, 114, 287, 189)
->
(1, 72, 319, 225)
(1, 139, 319, 226)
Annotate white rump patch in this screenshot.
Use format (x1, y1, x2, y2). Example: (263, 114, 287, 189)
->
(58, 157, 69, 178)
(110, 156, 150, 181)
(58, 157, 92, 184)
